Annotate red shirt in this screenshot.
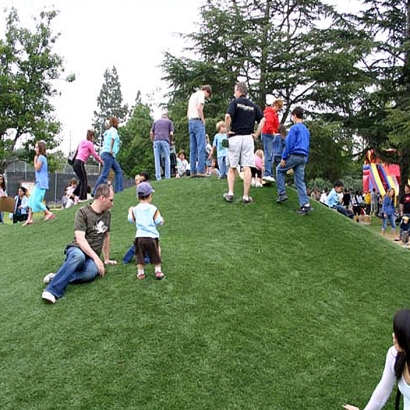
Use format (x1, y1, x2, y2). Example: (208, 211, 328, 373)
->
(262, 106, 279, 135)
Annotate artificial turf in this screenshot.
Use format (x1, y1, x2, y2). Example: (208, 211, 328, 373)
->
(0, 176, 405, 409)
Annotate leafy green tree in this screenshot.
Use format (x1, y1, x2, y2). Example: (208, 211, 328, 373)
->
(92, 66, 129, 134)
(354, 0, 410, 193)
(0, 7, 66, 172)
(117, 93, 154, 178)
(160, 0, 371, 171)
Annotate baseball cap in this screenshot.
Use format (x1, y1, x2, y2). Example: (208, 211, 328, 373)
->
(266, 94, 275, 105)
(137, 182, 154, 197)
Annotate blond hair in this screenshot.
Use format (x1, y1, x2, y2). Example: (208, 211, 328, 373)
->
(255, 149, 264, 159)
(216, 121, 226, 132)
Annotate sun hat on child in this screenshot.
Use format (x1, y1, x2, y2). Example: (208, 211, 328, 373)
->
(137, 182, 154, 196)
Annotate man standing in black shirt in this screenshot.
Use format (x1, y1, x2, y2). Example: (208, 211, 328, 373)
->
(223, 82, 264, 204)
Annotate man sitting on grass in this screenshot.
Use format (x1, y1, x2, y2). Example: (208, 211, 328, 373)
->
(41, 183, 117, 304)
(326, 180, 354, 219)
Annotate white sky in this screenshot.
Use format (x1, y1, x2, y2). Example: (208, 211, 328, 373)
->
(1, 0, 203, 153)
(1, 0, 360, 154)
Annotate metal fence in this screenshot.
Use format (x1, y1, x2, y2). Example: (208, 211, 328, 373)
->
(4, 161, 134, 204)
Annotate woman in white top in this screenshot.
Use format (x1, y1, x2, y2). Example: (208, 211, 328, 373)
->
(344, 309, 410, 410)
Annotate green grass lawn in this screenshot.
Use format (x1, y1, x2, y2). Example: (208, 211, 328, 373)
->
(0, 177, 406, 409)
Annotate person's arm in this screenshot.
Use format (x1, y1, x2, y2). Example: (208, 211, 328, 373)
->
(198, 102, 205, 124)
(225, 113, 232, 136)
(209, 146, 215, 159)
(75, 230, 106, 276)
(89, 142, 104, 165)
(154, 209, 164, 226)
(344, 346, 397, 410)
(102, 232, 116, 265)
(150, 122, 155, 142)
(34, 155, 43, 171)
(128, 206, 136, 224)
(253, 118, 266, 140)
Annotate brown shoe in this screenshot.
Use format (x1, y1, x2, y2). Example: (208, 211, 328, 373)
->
(197, 173, 210, 178)
(190, 173, 197, 178)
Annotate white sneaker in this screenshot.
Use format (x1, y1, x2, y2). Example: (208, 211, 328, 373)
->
(43, 272, 56, 284)
(263, 176, 275, 182)
(255, 182, 263, 188)
(251, 178, 256, 187)
(42, 290, 56, 304)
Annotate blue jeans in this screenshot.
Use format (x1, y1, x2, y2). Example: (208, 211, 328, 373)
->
(93, 152, 123, 195)
(122, 244, 151, 264)
(276, 154, 309, 207)
(217, 156, 227, 178)
(153, 140, 170, 180)
(382, 214, 396, 231)
(188, 120, 206, 174)
(46, 246, 99, 299)
(333, 204, 354, 219)
(261, 133, 274, 177)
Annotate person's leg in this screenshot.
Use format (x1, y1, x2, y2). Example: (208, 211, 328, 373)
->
(196, 123, 206, 174)
(45, 247, 90, 299)
(381, 216, 387, 234)
(227, 167, 236, 195)
(261, 134, 273, 177)
(276, 164, 287, 196)
(189, 122, 198, 175)
(389, 214, 396, 234)
(218, 156, 226, 178)
(153, 141, 162, 180)
(243, 166, 252, 198)
(162, 141, 171, 179)
(111, 158, 123, 193)
(123, 243, 136, 264)
(292, 158, 310, 207)
(93, 152, 113, 195)
(69, 257, 99, 283)
(74, 160, 88, 200)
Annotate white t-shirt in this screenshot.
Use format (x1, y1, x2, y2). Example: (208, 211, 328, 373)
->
(187, 90, 205, 119)
(363, 346, 410, 410)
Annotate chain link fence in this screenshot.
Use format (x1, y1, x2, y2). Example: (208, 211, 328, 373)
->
(4, 161, 134, 205)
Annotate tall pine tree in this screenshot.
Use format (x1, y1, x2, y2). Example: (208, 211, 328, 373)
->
(92, 66, 129, 134)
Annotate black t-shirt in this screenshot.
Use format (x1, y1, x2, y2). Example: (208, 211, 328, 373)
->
(400, 192, 410, 214)
(226, 96, 263, 136)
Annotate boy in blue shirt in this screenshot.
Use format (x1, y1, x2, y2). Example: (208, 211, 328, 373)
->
(275, 106, 312, 215)
(326, 180, 354, 219)
(127, 182, 165, 280)
(209, 121, 228, 179)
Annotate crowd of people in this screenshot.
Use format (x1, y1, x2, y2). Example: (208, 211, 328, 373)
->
(3, 83, 410, 409)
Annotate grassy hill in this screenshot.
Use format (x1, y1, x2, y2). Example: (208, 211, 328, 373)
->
(0, 177, 405, 409)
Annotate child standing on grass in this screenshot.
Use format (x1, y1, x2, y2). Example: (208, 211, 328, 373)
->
(209, 121, 228, 179)
(123, 171, 152, 264)
(23, 141, 55, 226)
(127, 182, 165, 280)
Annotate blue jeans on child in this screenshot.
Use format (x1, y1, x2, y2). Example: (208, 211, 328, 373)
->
(93, 152, 123, 195)
(276, 154, 310, 207)
(382, 214, 396, 232)
(45, 246, 99, 299)
(217, 156, 227, 178)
